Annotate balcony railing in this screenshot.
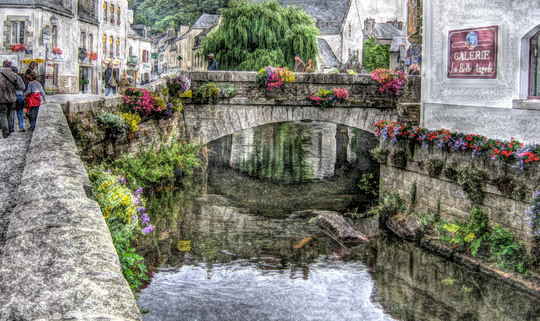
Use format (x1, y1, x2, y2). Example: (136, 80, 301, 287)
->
(128, 56, 139, 64)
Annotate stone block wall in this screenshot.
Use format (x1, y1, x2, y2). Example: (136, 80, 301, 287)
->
(379, 142, 539, 242)
(185, 71, 420, 111)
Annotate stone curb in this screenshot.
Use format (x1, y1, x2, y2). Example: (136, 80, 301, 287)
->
(0, 104, 141, 320)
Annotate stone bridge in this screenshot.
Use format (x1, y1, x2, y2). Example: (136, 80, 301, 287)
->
(183, 71, 420, 145)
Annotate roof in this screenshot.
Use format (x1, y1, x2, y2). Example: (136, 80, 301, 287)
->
(280, 0, 350, 34)
(191, 13, 219, 29)
(128, 27, 141, 38)
(317, 38, 340, 68)
(0, 0, 72, 16)
(373, 23, 405, 40)
(389, 36, 406, 52)
(78, 5, 98, 25)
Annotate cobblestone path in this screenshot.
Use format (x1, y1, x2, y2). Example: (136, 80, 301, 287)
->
(0, 128, 32, 256)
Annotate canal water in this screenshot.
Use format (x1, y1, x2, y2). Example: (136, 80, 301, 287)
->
(137, 122, 540, 321)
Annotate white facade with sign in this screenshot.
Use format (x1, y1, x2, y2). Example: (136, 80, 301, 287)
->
(422, 0, 540, 143)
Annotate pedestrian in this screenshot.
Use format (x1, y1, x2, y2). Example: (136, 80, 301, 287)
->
(0, 59, 23, 138)
(304, 59, 314, 72)
(24, 71, 47, 131)
(294, 54, 305, 72)
(207, 53, 218, 71)
(104, 62, 119, 96)
(10, 66, 26, 132)
(117, 73, 133, 93)
(410, 64, 420, 75)
(25, 61, 37, 85)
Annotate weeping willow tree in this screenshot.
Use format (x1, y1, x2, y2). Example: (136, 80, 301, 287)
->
(202, 0, 319, 70)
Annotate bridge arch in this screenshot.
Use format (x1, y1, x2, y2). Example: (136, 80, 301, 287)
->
(183, 105, 397, 145)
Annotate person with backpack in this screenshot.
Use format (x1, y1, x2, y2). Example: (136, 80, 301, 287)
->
(104, 62, 119, 96)
(0, 59, 23, 138)
(10, 66, 26, 132)
(24, 71, 47, 131)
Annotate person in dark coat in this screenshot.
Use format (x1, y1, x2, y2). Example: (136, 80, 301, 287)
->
(0, 60, 23, 138)
(207, 53, 218, 71)
(104, 62, 119, 96)
(10, 66, 25, 132)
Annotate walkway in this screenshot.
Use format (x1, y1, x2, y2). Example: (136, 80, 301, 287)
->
(0, 125, 32, 257)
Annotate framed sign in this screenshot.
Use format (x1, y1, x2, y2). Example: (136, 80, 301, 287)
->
(448, 25, 498, 79)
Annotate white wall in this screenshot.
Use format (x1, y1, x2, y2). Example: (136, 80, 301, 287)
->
(341, 0, 364, 63)
(423, 0, 540, 142)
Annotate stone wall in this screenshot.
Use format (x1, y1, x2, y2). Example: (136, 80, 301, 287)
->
(378, 142, 539, 242)
(0, 104, 141, 320)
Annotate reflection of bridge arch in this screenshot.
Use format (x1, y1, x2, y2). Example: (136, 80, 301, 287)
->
(183, 105, 397, 145)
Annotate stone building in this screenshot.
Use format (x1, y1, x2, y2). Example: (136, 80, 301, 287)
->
(0, 0, 139, 94)
(422, 0, 540, 143)
(127, 24, 152, 84)
(280, 0, 364, 71)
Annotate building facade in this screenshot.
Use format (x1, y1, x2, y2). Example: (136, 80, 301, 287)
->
(422, 0, 540, 142)
(0, 0, 140, 94)
(127, 24, 152, 84)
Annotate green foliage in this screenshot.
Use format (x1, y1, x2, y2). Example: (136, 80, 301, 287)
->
(97, 110, 126, 140)
(88, 169, 150, 291)
(130, 0, 229, 34)
(193, 82, 219, 104)
(362, 37, 390, 72)
(376, 193, 405, 223)
(171, 98, 184, 111)
(370, 146, 390, 163)
(439, 207, 489, 256)
(202, 0, 319, 70)
(68, 116, 99, 160)
(114, 138, 202, 188)
(442, 162, 460, 182)
(426, 158, 444, 177)
(358, 173, 379, 197)
(488, 224, 527, 272)
(491, 175, 515, 197)
(390, 149, 408, 168)
(458, 166, 489, 204)
(217, 83, 238, 98)
(416, 213, 438, 230)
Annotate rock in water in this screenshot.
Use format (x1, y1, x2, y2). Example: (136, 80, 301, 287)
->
(315, 211, 368, 244)
(386, 213, 424, 242)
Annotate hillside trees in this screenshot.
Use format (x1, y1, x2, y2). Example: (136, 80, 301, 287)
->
(201, 0, 319, 70)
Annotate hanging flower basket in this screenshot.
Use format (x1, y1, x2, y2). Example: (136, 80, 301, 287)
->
(88, 52, 98, 61)
(10, 43, 27, 52)
(52, 46, 63, 55)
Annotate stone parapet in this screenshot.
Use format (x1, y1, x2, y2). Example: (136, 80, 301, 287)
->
(379, 142, 539, 243)
(0, 104, 141, 320)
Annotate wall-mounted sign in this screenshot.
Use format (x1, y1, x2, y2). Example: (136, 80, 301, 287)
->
(22, 59, 45, 64)
(448, 26, 498, 79)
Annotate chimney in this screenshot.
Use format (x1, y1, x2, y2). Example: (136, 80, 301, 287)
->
(364, 18, 375, 37)
(167, 28, 175, 38)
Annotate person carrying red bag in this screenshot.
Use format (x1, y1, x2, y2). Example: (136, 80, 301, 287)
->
(24, 71, 47, 131)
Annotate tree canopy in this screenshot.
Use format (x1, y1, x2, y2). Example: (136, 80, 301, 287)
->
(129, 0, 229, 34)
(202, 0, 319, 71)
(362, 38, 390, 72)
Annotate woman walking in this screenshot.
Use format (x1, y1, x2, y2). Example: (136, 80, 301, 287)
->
(10, 66, 26, 132)
(24, 71, 46, 131)
(104, 62, 119, 96)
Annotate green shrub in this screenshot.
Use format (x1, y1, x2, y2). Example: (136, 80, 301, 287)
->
(358, 173, 379, 197)
(377, 193, 405, 223)
(96, 110, 126, 140)
(488, 224, 527, 272)
(114, 138, 202, 188)
(370, 146, 390, 163)
(442, 162, 460, 182)
(439, 207, 489, 256)
(426, 158, 444, 177)
(492, 175, 515, 197)
(362, 37, 390, 72)
(88, 169, 153, 291)
(218, 83, 238, 98)
(390, 149, 408, 168)
(458, 166, 488, 204)
(193, 82, 219, 104)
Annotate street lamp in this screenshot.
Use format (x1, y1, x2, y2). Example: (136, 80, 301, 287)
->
(50, 16, 58, 26)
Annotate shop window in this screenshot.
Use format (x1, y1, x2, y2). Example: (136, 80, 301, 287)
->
(529, 31, 540, 97)
(11, 21, 25, 44)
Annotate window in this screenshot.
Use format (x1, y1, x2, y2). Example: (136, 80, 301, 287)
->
(110, 4, 115, 23)
(530, 31, 540, 97)
(89, 34, 94, 51)
(103, 2, 108, 22)
(103, 34, 107, 54)
(116, 37, 120, 56)
(349, 23, 352, 38)
(52, 25, 58, 47)
(11, 21, 25, 44)
(109, 36, 114, 56)
(129, 46, 133, 56)
(117, 7, 121, 25)
(142, 50, 149, 63)
(80, 31, 87, 49)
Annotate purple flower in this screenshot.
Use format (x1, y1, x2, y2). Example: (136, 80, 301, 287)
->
(135, 187, 143, 195)
(142, 224, 154, 234)
(138, 206, 146, 214)
(140, 213, 150, 224)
